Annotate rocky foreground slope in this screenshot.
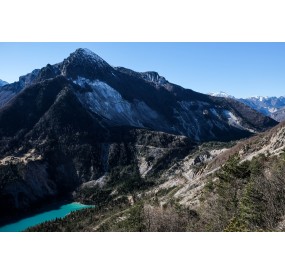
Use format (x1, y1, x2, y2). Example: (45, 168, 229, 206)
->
(30, 121, 285, 232)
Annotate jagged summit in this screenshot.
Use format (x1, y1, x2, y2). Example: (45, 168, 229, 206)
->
(63, 48, 112, 70)
(141, 71, 168, 85)
(59, 48, 113, 79)
(69, 48, 109, 65)
(114, 67, 169, 87)
(67, 50, 169, 87)
(238, 95, 285, 118)
(246, 95, 268, 101)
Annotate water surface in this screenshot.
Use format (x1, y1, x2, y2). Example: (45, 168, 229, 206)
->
(0, 202, 93, 232)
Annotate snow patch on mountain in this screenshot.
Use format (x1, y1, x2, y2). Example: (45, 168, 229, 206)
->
(239, 96, 285, 117)
(249, 96, 269, 102)
(208, 91, 285, 120)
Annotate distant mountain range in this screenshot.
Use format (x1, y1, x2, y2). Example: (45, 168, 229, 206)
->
(209, 92, 285, 122)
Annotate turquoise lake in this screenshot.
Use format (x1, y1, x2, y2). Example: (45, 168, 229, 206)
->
(0, 202, 93, 232)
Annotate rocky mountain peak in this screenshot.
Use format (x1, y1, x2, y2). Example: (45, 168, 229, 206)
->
(114, 67, 168, 87)
(70, 48, 109, 66)
(141, 71, 168, 85)
(59, 48, 113, 80)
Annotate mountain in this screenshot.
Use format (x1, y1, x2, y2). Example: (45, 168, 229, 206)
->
(0, 48, 278, 221)
(239, 96, 285, 117)
(30, 120, 285, 232)
(209, 92, 285, 121)
(0, 70, 39, 108)
(241, 96, 285, 122)
(0, 49, 277, 142)
(271, 107, 285, 122)
(31, 119, 285, 232)
(0, 52, 274, 141)
(0, 80, 8, 87)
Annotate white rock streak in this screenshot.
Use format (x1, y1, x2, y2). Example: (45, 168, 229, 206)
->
(74, 77, 162, 128)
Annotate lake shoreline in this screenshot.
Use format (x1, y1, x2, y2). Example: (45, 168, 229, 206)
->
(0, 199, 94, 232)
(0, 196, 74, 227)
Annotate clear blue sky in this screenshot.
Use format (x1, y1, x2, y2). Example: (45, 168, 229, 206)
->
(0, 43, 285, 98)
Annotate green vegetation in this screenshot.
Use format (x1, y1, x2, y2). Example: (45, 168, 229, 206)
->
(75, 186, 113, 207)
(108, 164, 155, 195)
(74, 163, 156, 209)
(96, 199, 199, 232)
(27, 191, 201, 232)
(156, 186, 178, 197)
(200, 152, 285, 231)
(27, 148, 285, 232)
(26, 197, 131, 232)
(0, 163, 25, 186)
